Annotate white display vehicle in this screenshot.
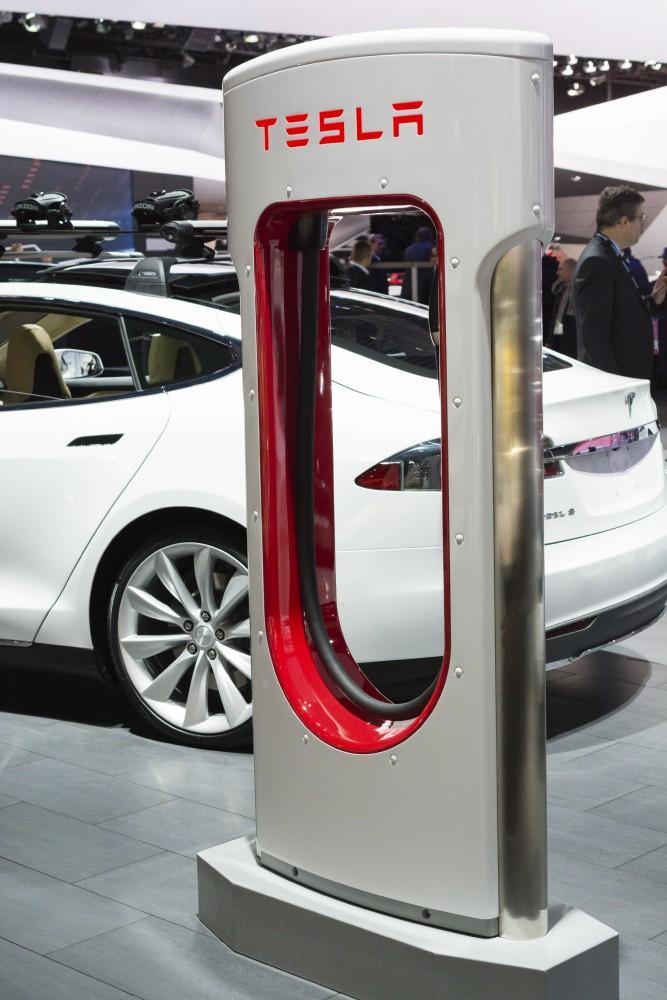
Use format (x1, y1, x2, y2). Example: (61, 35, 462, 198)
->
(1, 266, 666, 749)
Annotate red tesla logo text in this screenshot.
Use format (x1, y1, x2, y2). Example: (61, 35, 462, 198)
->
(255, 101, 424, 151)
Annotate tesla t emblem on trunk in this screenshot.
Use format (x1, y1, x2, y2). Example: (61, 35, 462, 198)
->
(625, 392, 636, 419)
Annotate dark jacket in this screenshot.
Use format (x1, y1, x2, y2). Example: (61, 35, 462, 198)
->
(573, 236, 653, 379)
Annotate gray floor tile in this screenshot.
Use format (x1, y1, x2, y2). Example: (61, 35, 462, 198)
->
(0, 713, 64, 735)
(77, 851, 213, 936)
(0, 757, 176, 823)
(0, 724, 191, 776)
(570, 649, 667, 687)
(591, 785, 667, 835)
(0, 802, 163, 881)
(620, 718, 667, 751)
(550, 852, 667, 938)
(52, 914, 333, 1000)
(0, 856, 146, 954)
(0, 937, 135, 1000)
(618, 843, 667, 884)
(548, 803, 667, 868)
(118, 756, 255, 818)
(100, 798, 255, 858)
(547, 764, 644, 810)
(0, 744, 43, 770)
(552, 741, 667, 790)
(619, 933, 667, 1000)
(547, 730, 617, 766)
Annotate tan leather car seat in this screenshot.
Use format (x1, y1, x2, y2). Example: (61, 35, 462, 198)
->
(146, 334, 201, 386)
(4, 324, 71, 403)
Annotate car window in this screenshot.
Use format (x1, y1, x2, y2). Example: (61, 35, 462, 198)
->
(542, 352, 573, 372)
(0, 306, 135, 407)
(124, 316, 240, 390)
(330, 295, 438, 378)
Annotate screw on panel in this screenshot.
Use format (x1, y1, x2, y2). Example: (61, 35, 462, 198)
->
(389, 754, 398, 766)
(422, 909, 432, 920)
(286, 186, 293, 198)
(245, 265, 251, 277)
(453, 396, 462, 408)
(531, 204, 542, 216)
(455, 667, 463, 679)
(291, 866, 299, 876)
(252, 510, 259, 522)
(379, 177, 388, 188)
(455, 533, 464, 545)
(249, 389, 255, 401)
(303, 734, 309, 744)
(530, 73, 541, 86)
(257, 630, 264, 642)
(450, 257, 461, 269)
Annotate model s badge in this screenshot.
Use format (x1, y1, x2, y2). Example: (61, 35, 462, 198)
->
(255, 102, 424, 151)
(625, 391, 636, 419)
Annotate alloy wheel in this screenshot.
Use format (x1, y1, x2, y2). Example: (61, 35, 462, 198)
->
(116, 541, 251, 736)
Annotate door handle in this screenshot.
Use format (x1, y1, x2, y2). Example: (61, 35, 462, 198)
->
(67, 434, 123, 447)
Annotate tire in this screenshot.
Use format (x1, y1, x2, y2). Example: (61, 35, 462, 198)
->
(107, 525, 252, 750)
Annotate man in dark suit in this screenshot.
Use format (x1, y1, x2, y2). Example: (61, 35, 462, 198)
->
(346, 238, 374, 291)
(573, 186, 654, 379)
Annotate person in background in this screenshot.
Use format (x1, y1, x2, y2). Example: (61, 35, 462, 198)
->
(346, 238, 374, 291)
(369, 233, 389, 294)
(622, 246, 651, 298)
(547, 257, 578, 359)
(402, 225, 435, 303)
(654, 246, 667, 388)
(573, 186, 655, 379)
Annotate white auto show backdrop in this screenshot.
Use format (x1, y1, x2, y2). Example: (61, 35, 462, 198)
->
(2, 1, 665, 62)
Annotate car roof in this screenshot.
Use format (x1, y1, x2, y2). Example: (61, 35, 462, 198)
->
(0, 281, 242, 339)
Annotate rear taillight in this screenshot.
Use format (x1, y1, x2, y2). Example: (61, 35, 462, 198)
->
(357, 437, 570, 491)
(356, 439, 441, 491)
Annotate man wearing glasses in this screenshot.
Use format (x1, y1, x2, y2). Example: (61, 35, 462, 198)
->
(573, 185, 667, 380)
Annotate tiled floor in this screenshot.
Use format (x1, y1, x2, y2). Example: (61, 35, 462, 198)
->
(1, 629, 667, 998)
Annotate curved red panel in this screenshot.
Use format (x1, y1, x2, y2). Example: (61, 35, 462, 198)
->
(254, 196, 449, 752)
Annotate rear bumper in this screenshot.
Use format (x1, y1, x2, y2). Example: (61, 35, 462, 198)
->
(546, 581, 667, 665)
(545, 502, 667, 662)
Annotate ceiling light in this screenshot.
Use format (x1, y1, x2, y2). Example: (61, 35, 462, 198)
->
(651, 62, 663, 70)
(567, 83, 584, 97)
(554, 235, 562, 242)
(95, 19, 111, 34)
(571, 175, 582, 182)
(243, 32, 259, 44)
(561, 65, 574, 77)
(583, 60, 596, 73)
(567, 54, 578, 65)
(131, 20, 147, 30)
(590, 75, 606, 87)
(19, 12, 46, 32)
(553, 58, 558, 68)
(598, 60, 610, 72)
(619, 59, 632, 70)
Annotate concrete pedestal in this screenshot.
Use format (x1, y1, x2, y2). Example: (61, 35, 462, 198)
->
(198, 837, 619, 1000)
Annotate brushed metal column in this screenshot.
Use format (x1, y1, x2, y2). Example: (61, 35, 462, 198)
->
(492, 242, 548, 939)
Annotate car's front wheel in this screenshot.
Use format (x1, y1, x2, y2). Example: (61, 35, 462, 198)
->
(107, 526, 252, 750)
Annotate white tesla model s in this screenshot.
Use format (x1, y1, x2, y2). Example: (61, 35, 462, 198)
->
(1, 274, 666, 749)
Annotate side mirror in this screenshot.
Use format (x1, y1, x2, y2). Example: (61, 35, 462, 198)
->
(55, 348, 104, 378)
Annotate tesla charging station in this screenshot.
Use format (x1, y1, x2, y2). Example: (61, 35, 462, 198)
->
(198, 30, 619, 999)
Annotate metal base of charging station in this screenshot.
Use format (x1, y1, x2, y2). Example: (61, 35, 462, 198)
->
(197, 837, 619, 1000)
